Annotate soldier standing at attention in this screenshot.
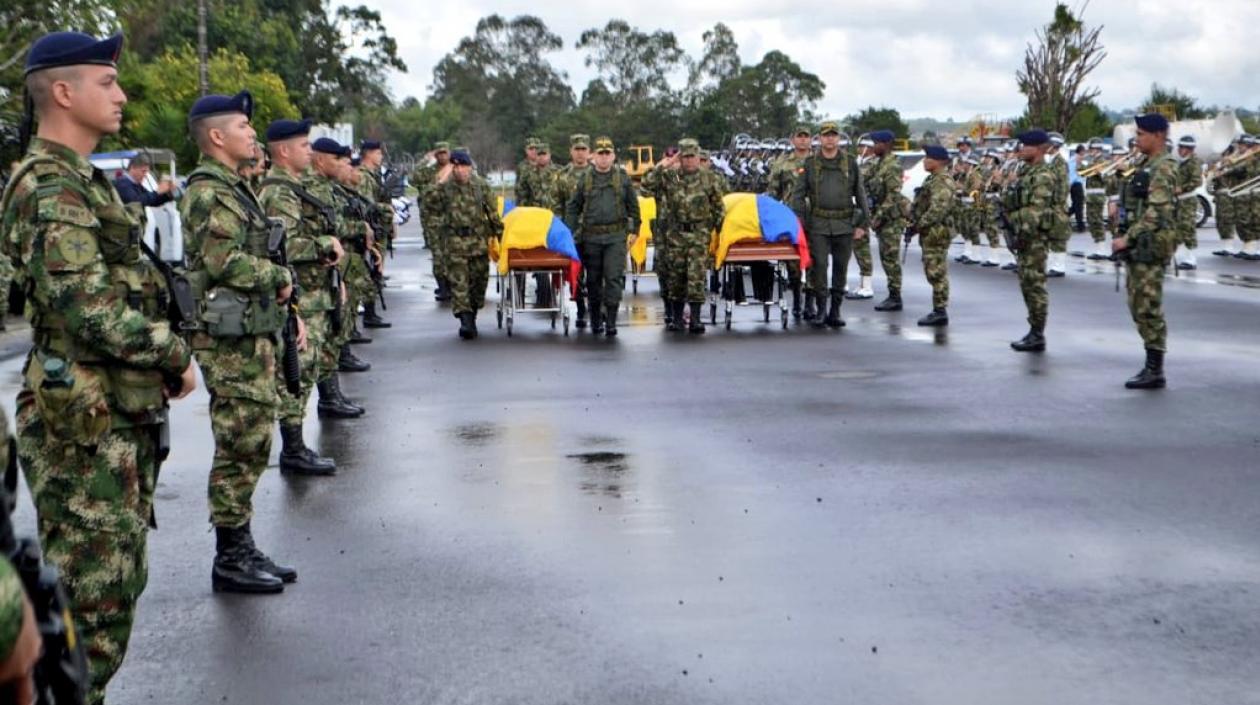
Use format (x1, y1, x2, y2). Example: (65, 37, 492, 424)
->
(1083, 139, 1112, 260)
(908, 145, 956, 326)
(435, 150, 502, 339)
(354, 139, 393, 328)
(790, 121, 870, 329)
(413, 142, 452, 298)
(866, 130, 911, 311)
(845, 133, 876, 301)
(3, 31, 197, 703)
(514, 137, 541, 208)
(520, 143, 560, 209)
(1045, 133, 1071, 277)
(767, 126, 814, 319)
(256, 119, 345, 475)
(1113, 114, 1179, 389)
(565, 137, 642, 337)
(320, 142, 374, 378)
(1006, 130, 1059, 352)
(553, 134, 593, 328)
(1172, 135, 1203, 270)
(181, 91, 300, 595)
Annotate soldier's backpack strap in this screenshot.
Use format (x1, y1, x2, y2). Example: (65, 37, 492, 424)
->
(186, 170, 269, 225)
(259, 177, 337, 233)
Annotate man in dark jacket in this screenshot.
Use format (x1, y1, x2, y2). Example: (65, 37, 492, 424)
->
(113, 152, 175, 208)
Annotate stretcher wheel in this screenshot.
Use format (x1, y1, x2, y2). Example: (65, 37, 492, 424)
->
(709, 302, 717, 325)
(763, 302, 771, 323)
(724, 308, 732, 331)
(496, 309, 503, 329)
(506, 315, 513, 337)
(781, 308, 788, 330)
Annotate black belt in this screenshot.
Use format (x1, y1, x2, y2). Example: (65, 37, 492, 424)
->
(584, 223, 624, 235)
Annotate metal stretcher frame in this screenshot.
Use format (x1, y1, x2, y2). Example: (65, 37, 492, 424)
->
(627, 243, 654, 295)
(708, 240, 801, 331)
(495, 247, 573, 337)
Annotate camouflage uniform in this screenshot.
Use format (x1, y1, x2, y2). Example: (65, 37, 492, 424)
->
(322, 177, 375, 350)
(1007, 160, 1058, 331)
(514, 159, 539, 207)
(565, 166, 642, 308)
(180, 157, 290, 529)
(0, 558, 21, 664)
(1084, 157, 1109, 244)
(1213, 165, 1241, 246)
(525, 165, 562, 210)
(640, 163, 677, 305)
(790, 150, 870, 314)
(866, 151, 909, 297)
(767, 151, 809, 292)
(852, 157, 876, 277)
(911, 169, 957, 311)
(434, 177, 502, 316)
(650, 168, 719, 305)
(1175, 153, 1203, 251)
(1119, 152, 1178, 351)
(412, 159, 446, 280)
(4, 138, 191, 705)
(955, 165, 980, 248)
(1048, 154, 1071, 261)
(1235, 155, 1260, 250)
(257, 168, 339, 425)
(357, 166, 395, 253)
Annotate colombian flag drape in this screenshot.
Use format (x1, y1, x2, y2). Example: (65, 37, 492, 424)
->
(630, 196, 656, 267)
(497, 206, 583, 289)
(711, 193, 811, 269)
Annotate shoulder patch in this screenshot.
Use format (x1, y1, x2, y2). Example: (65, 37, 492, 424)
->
(57, 229, 100, 266)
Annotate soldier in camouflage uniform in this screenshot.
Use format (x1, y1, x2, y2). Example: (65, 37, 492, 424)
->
(354, 139, 394, 328)
(553, 135, 593, 327)
(434, 150, 502, 339)
(1, 408, 42, 702)
(565, 137, 643, 336)
(180, 91, 298, 596)
(319, 143, 374, 377)
(641, 149, 681, 322)
(1172, 135, 1203, 270)
(790, 121, 870, 329)
(767, 126, 814, 318)
(845, 135, 876, 301)
(2, 33, 198, 703)
(1006, 130, 1059, 352)
(1046, 133, 1071, 277)
(1083, 140, 1112, 260)
(1209, 139, 1245, 257)
(413, 142, 452, 298)
(699, 149, 729, 195)
(908, 145, 956, 326)
(513, 137, 541, 208)
(1114, 114, 1180, 389)
(256, 120, 345, 476)
(1232, 137, 1260, 260)
(953, 155, 982, 265)
(866, 130, 910, 311)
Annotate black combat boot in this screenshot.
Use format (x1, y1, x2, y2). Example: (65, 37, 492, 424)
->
(240, 522, 297, 583)
(363, 302, 391, 328)
(825, 294, 846, 328)
(279, 424, 336, 475)
(458, 312, 475, 339)
(662, 299, 675, 327)
(589, 300, 605, 335)
(469, 310, 479, 338)
(317, 378, 364, 419)
(1125, 348, 1166, 389)
(809, 294, 829, 329)
(338, 344, 370, 372)
(666, 301, 683, 332)
(434, 277, 452, 302)
(802, 293, 817, 321)
(1010, 327, 1046, 352)
(328, 375, 365, 415)
(604, 305, 618, 337)
(791, 283, 802, 319)
(575, 296, 588, 329)
(687, 302, 705, 334)
(212, 526, 284, 594)
(349, 326, 372, 344)
(874, 289, 903, 312)
(917, 308, 949, 327)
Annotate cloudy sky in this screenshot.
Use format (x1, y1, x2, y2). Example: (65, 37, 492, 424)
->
(368, 0, 1258, 121)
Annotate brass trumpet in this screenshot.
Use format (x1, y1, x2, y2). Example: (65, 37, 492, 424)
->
(1205, 149, 1258, 189)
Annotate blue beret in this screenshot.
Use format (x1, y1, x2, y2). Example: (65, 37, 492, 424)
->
(189, 90, 253, 121)
(265, 118, 311, 143)
(338, 145, 353, 158)
(350, 156, 362, 167)
(923, 145, 950, 161)
(450, 150, 473, 166)
(1134, 113, 1169, 133)
(311, 137, 342, 155)
(360, 140, 382, 151)
(870, 130, 895, 144)
(25, 32, 123, 75)
(1017, 129, 1049, 146)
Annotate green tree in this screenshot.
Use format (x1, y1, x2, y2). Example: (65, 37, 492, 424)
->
(1140, 83, 1208, 120)
(352, 96, 462, 159)
(688, 23, 741, 95)
(844, 106, 910, 139)
(576, 20, 687, 102)
(1064, 100, 1113, 141)
(1016, 3, 1106, 134)
(713, 50, 825, 136)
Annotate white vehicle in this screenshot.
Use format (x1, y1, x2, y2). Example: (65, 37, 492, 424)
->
(897, 151, 928, 202)
(90, 149, 184, 263)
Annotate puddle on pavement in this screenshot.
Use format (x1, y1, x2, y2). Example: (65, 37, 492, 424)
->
(450, 422, 500, 446)
(566, 451, 630, 471)
(567, 451, 632, 497)
(816, 370, 882, 380)
(1217, 273, 1260, 290)
(626, 305, 660, 326)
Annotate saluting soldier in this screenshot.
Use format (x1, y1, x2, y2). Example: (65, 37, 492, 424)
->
(3, 31, 197, 703)
(434, 150, 502, 339)
(1005, 129, 1059, 352)
(908, 145, 956, 326)
(413, 141, 452, 298)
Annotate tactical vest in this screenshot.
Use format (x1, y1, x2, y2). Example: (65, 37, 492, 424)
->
(806, 154, 860, 219)
(186, 169, 286, 338)
(577, 167, 627, 232)
(259, 177, 336, 264)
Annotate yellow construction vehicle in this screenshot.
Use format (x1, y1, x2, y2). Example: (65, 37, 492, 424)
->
(622, 145, 655, 180)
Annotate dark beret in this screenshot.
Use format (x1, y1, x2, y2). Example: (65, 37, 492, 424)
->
(189, 90, 253, 122)
(25, 32, 123, 75)
(923, 145, 950, 161)
(265, 118, 311, 143)
(1016, 129, 1049, 146)
(311, 137, 343, 155)
(350, 156, 361, 167)
(360, 140, 382, 151)
(450, 150, 473, 166)
(870, 130, 895, 144)
(338, 145, 353, 158)
(1134, 113, 1169, 133)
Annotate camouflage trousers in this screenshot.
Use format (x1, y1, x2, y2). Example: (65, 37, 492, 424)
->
(920, 227, 950, 309)
(979, 206, 1002, 249)
(425, 217, 448, 280)
(208, 394, 277, 527)
(1176, 196, 1199, 248)
(653, 228, 673, 300)
(667, 230, 710, 303)
(1126, 259, 1167, 352)
(279, 307, 333, 425)
(806, 231, 855, 298)
(876, 222, 905, 293)
(1049, 221, 1069, 254)
(1214, 193, 1236, 241)
(0, 254, 12, 316)
(1237, 194, 1260, 243)
(446, 234, 489, 316)
(957, 204, 980, 244)
(16, 393, 155, 705)
(851, 231, 873, 276)
(583, 234, 627, 309)
(1016, 238, 1049, 329)
(1086, 194, 1108, 243)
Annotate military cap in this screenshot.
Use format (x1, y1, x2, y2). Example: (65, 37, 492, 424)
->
(793, 125, 813, 137)
(189, 90, 253, 122)
(350, 156, 361, 167)
(360, 139, 382, 151)
(526, 137, 541, 148)
(535, 142, 550, 155)
(594, 136, 615, 153)
(450, 150, 473, 166)
(1048, 132, 1065, 146)
(265, 118, 311, 142)
(338, 145, 353, 158)
(870, 129, 895, 144)
(1134, 113, 1169, 133)
(433, 141, 451, 152)
(1087, 138, 1105, 148)
(923, 145, 950, 161)
(678, 138, 700, 157)
(1016, 129, 1049, 146)
(963, 155, 980, 166)
(570, 133, 591, 148)
(818, 121, 841, 136)
(857, 135, 875, 148)
(311, 137, 343, 155)
(25, 31, 124, 75)
(957, 136, 973, 146)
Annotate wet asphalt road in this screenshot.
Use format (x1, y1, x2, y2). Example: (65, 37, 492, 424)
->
(2, 219, 1258, 705)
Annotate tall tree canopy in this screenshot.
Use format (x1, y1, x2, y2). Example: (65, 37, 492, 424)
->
(1016, 3, 1106, 134)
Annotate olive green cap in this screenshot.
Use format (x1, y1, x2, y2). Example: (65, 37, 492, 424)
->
(570, 133, 591, 148)
(594, 136, 614, 153)
(433, 141, 450, 152)
(793, 125, 813, 137)
(535, 142, 550, 155)
(819, 121, 841, 136)
(678, 138, 700, 156)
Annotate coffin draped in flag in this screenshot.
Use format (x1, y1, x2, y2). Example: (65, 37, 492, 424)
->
(497, 206, 582, 288)
(711, 192, 811, 269)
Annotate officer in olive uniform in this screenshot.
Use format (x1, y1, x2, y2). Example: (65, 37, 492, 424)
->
(2, 31, 197, 703)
